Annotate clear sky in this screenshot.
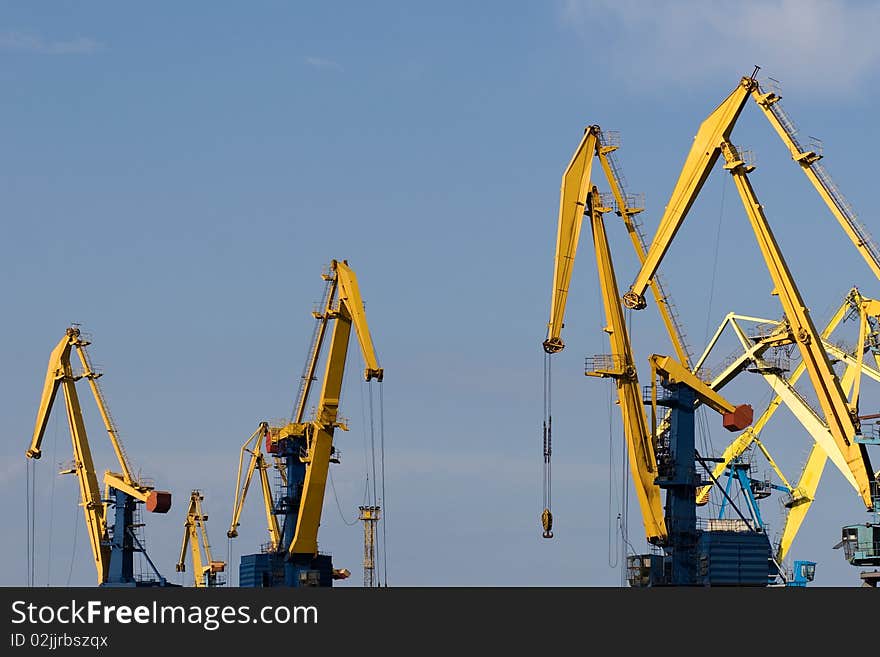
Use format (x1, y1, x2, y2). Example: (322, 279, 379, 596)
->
(3, 1, 880, 588)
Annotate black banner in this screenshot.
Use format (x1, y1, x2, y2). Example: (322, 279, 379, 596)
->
(0, 586, 863, 654)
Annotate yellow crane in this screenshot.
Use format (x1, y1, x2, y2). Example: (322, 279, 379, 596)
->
(549, 178, 770, 585)
(620, 71, 878, 512)
(226, 422, 282, 551)
(235, 259, 382, 587)
(545, 126, 692, 365)
(176, 490, 226, 587)
(542, 125, 693, 540)
(540, 121, 865, 584)
(693, 288, 880, 561)
(25, 326, 173, 586)
(576, 186, 751, 546)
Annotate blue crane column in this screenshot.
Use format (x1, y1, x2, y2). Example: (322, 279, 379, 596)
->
(655, 383, 699, 586)
(102, 489, 172, 587)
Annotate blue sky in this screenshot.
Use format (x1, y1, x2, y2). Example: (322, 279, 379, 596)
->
(2, 1, 880, 588)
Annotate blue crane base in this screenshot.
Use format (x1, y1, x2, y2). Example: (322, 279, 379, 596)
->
(628, 381, 774, 587)
(99, 488, 176, 588)
(236, 435, 336, 588)
(628, 531, 772, 587)
(239, 552, 334, 588)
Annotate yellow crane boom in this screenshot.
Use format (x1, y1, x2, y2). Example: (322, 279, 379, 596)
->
(584, 188, 667, 544)
(544, 126, 691, 366)
(227, 422, 282, 551)
(177, 490, 226, 587)
(271, 259, 383, 558)
(25, 326, 171, 585)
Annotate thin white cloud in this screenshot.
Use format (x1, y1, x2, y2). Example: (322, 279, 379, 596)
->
(0, 31, 101, 55)
(0, 458, 24, 486)
(561, 0, 880, 95)
(305, 55, 343, 72)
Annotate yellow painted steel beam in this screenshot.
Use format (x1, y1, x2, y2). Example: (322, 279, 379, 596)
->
(293, 281, 335, 424)
(289, 260, 383, 557)
(289, 313, 352, 556)
(695, 299, 854, 506)
(74, 344, 135, 486)
(27, 328, 109, 584)
(751, 88, 880, 282)
(587, 189, 666, 545)
(176, 492, 204, 587)
(62, 366, 110, 584)
(26, 333, 73, 460)
(722, 142, 875, 509)
(597, 146, 691, 367)
(649, 354, 742, 419)
(227, 423, 280, 551)
(257, 449, 281, 551)
(103, 472, 151, 503)
(544, 126, 600, 353)
(776, 364, 857, 561)
(777, 444, 827, 562)
(624, 77, 756, 310)
(334, 260, 383, 382)
(177, 490, 224, 587)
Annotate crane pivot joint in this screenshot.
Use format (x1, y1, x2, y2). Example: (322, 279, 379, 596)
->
(622, 291, 646, 310)
(542, 338, 564, 354)
(365, 367, 384, 382)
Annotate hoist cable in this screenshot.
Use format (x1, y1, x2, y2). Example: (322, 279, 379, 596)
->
(359, 379, 372, 506)
(30, 461, 36, 587)
(46, 411, 60, 586)
(25, 460, 31, 586)
(66, 498, 78, 586)
(379, 383, 388, 586)
(541, 352, 553, 538)
(620, 309, 633, 587)
(368, 385, 378, 511)
(607, 379, 619, 569)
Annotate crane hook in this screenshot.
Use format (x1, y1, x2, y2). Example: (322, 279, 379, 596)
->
(541, 508, 554, 539)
